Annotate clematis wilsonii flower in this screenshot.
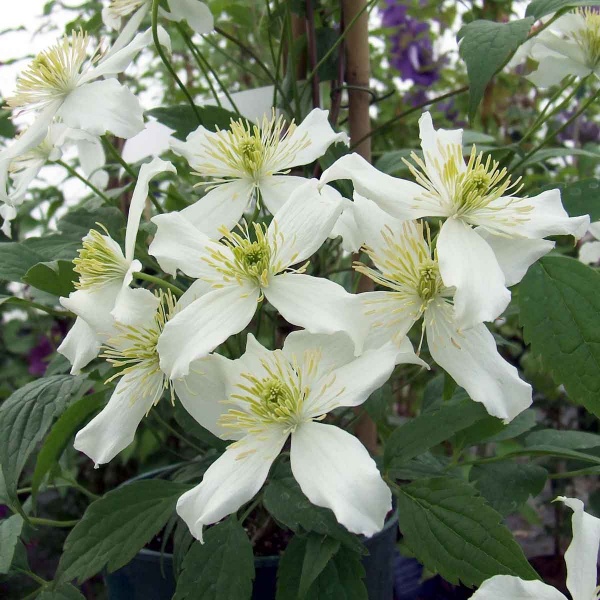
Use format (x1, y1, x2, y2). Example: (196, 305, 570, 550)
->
(103, 0, 213, 54)
(471, 496, 600, 600)
(351, 194, 532, 422)
(321, 112, 589, 330)
(152, 180, 367, 380)
(527, 8, 600, 88)
(74, 289, 176, 466)
(58, 158, 176, 374)
(175, 331, 424, 541)
(162, 108, 349, 239)
(0, 27, 169, 165)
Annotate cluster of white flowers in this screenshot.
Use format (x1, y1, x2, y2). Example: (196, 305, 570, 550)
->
(1, 3, 593, 561)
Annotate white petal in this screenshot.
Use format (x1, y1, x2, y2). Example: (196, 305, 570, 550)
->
(418, 111, 464, 177)
(329, 197, 362, 253)
(177, 429, 286, 541)
(280, 108, 349, 169)
(0, 203, 17, 237)
(111, 277, 161, 326)
(106, 4, 149, 54)
(258, 175, 307, 216)
(158, 284, 260, 379)
(174, 354, 231, 439)
(320, 153, 432, 221)
(291, 422, 391, 537)
(149, 211, 216, 277)
(57, 317, 102, 375)
(528, 55, 590, 88)
(122, 120, 175, 164)
(477, 189, 590, 240)
(58, 80, 144, 139)
(579, 240, 600, 265)
(588, 221, 600, 239)
(265, 274, 368, 353)
(180, 179, 253, 239)
(557, 496, 600, 600)
(268, 179, 343, 268)
(282, 330, 357, 374)
(438, 219, 510, 329)
(305, 344, 399, 417)
(476, 228, 554, 286)
(60, 283, 122, 336)
(125, 157, 176, 261)
(471, 575, 567, 600)
(74, 370, 160, 466)
(427, 303, 532, 422)
(75, 138, 108, 190)
(164, 0, 214, 34)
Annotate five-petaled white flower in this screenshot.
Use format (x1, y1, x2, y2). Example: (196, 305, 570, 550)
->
(526, 9, 600, 88)
(0, 27, 169, 165)
(160, 108, 349, 239)
(175, 331, 423, 542)
(103, 0, 213, 55)
(471, 496, 600, 600)
(321, 112, 589, 330)
(152, 179, 367, 380)
(58, 157, 176, 374)
(351, 194, 532, 422)
(74, 289, 178, 466)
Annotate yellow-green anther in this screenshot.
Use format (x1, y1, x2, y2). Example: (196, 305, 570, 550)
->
(575, 8, 600, 69)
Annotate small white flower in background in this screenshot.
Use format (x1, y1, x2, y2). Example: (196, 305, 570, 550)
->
(152, 179, 368, 380)
(527, 8, 600, 88)
(103, 0, 213, 54)
(352, 194, 532, 422)
(163, 108, 348, 238)
(58, 157, 176, 374)
(471, 496, 600, 600)
(0, 26, 170, 165)
(74, 289, 177, 466)
(175, 331, 423, 542)
(321, 112, 589, 329)
(579, 221, 600, 265)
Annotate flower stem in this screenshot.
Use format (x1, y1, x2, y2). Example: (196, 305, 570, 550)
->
(151, 0, 201, 124)
(29, 517, 79, 528)
(56, 159, 112, 205)
(133, 272, 184, 297)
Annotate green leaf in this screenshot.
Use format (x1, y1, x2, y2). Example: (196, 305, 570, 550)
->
(173, 402, 227, 451)
(31, 392, 107, 497)
(525, 429, 600, 449)
(384, 398, 489, 471)
(263, 474, 366, 554)
(174, 518, 254, 600)
(147, 105, 239, 140)
(554, 179, 600, 222)
(469, 462, 547, 516)
(458, 18, 534, 119)
(22, 235, 82, 261)
(484, 409, 538, 443)
(58, 207, 125, 238)
(299, 535, 341, 597)
(394, 477, 539, 586)
(0, 107, 16, 139)
(0, 242, 45, 281)
(277, 536, 367, 600)
(0, 376, 89, 510)
(37, 584, 86, 600)
(0, 513, 24, 574)
(56, 479, 190, 584)
(519, 256, 600, 418)
(23, 260, 76, 296)
(526, 0, 600, 19)
(507, 445, 600, 464)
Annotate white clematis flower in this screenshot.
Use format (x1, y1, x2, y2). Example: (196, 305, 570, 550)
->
(164, 108, 349, 238)
(103, 0, 213, 54)
(471, 496, 600, 600)
(527, 9, 600, 88)
(352, 194, 532, 422)
(74, 289, 178, 466)
(0, 27, 170, 165)
(58, 157, 176, 374)
(321, 112, 589, 330)
(176, 331, 423, 541)
(152, 180, 367, 380)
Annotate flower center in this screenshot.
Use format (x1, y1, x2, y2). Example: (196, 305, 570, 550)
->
(106, 0, 147, 18)
(73, 227, 129, 290)
(574, 8, 600, 69)
(191, 111, 310, 186)
(416, 262, 443, 305)
(102, 290, 177, 406)
(7, 31, 90, 111)
(218, 352, 312, 435)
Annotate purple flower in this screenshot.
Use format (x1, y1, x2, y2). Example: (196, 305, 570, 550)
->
(556, 110, 600, 145)
(28, 335, 54, 376)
